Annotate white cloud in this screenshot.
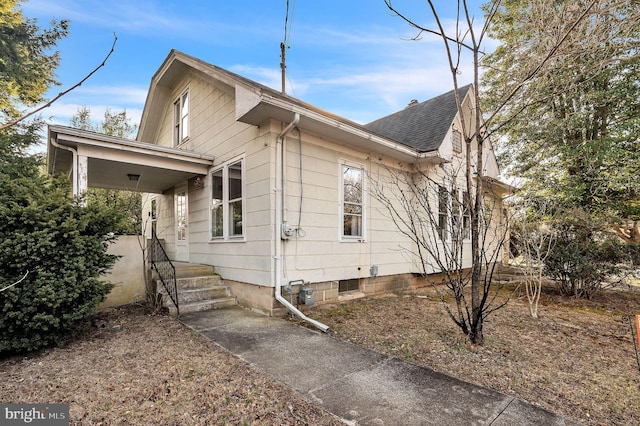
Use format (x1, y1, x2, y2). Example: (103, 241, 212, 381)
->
(41, 85, 146, 128)
(228, 65, 285, 92)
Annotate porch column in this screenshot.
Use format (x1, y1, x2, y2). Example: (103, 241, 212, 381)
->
(77, 154, 88, 204)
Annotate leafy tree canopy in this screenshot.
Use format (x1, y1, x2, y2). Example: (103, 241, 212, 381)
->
(481, 0, 640, 223)
(0, 0, 68, 122)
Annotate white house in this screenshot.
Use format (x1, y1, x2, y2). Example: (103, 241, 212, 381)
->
(47, 50, 510, 325)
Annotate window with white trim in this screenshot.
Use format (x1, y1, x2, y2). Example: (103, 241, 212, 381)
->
(451, 189, 472, 241)
(437, 185, 449, 240)
(173, 89, 189, 146)
(462, 191, 471, 240)
(442, 187, 472, 242)
(452, 129, 462, 153)
(210, 158, 244, 240)
(341, 164, 364, 239)
(451, 188, 461, 240)
(176, 190, 187, 241)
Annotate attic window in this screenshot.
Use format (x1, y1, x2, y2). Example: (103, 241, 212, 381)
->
(452, 129, 462, 153)
(173, 89, 189, 146)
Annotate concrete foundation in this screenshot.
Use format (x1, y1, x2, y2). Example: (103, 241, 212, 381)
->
(226, 272, 449, 318)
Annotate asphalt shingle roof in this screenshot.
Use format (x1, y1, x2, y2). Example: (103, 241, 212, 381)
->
(364, 84, 471, 153)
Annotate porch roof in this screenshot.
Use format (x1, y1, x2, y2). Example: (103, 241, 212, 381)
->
(47, 125, 214, 194)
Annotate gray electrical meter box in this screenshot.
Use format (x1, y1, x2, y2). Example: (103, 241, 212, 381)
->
(299, 287, 315, 306)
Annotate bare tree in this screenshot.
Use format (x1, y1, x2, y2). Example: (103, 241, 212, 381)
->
(512, 199, 557, 318)
(369, 154, 511, 344)
(382, 0, 606, 344)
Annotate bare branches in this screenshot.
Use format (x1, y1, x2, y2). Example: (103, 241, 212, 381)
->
(369, 158, 511, 344)
(0, 33, 118, 131)
(384, 0, 475, 52)
(482, 0, 600, 133)
(0, 271, 29, 293)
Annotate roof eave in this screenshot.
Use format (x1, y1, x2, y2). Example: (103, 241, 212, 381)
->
(235, 85, 445, 164)
(481, 175, 518, 195)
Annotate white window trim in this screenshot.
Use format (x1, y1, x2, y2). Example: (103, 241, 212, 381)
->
(437, 184, 449, 241)
(175, 185, 188, 242)
(149, 195, 159, 237)
(461, 190, 472, 241)
(339, 160, 366, 242)
(452, 129, 463, 153)
(173, 87, 190, 146)
(441, 185, 472, 243)
(209, 155, 246, 242)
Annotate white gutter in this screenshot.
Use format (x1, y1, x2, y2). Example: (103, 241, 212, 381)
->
(274, 113, 330, 333)
(50, 135, 78, 196)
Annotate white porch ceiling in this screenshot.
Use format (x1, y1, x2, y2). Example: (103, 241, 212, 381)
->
(47, 125, 214, 194)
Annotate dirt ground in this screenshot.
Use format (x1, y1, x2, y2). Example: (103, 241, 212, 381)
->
(2, 284, 639, 425)
(308, 283, 640, 426)
(0, 304, 342, 425)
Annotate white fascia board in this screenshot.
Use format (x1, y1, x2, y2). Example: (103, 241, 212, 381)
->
(235, 84, 444, 164)
(49, 125, 214, 165)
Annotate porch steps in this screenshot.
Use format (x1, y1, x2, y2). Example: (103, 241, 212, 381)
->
(156, 262, 236, 316)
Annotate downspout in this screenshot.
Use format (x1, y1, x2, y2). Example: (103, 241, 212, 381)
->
(275, 113, 330, 333)
(50, 136, 78, 196)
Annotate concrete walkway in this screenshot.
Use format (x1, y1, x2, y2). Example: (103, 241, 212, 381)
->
(180, 306, 580, 426)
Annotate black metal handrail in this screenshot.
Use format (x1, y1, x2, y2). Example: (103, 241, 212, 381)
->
(150, 229, 179, 316)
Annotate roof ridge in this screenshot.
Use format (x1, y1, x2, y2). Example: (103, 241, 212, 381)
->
(363, 84, 472, 153)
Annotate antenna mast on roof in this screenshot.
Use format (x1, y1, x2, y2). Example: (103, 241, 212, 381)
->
(281, 0, 295, 94)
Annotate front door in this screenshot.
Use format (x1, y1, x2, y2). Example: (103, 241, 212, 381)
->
(175, 184, 189, 262)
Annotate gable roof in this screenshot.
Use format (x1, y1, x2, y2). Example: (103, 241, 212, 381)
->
(364, 85, 471, 153)
(138, 50, 471, 163)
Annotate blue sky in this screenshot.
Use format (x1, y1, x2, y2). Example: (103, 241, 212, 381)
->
(22, 0, 491, 132)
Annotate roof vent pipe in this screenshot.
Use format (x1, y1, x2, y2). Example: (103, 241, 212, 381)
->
(406, 99, 419, 108)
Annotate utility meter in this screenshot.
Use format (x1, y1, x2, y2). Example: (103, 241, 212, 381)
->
(281, 223, 295, 239)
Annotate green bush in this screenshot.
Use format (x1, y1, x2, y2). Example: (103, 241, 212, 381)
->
(0, 175, 118, 354)
(544, 210, 634, 299)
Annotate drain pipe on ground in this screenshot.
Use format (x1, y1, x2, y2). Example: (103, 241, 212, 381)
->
(274, 113, 330, 333)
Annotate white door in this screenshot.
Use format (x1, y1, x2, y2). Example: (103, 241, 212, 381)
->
(175, 184, 189, 262)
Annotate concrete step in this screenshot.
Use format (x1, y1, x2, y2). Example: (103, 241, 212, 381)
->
(177, 275, 222, 289)
(154, 261, 235, 317)
(168, 297, 236, 316)
(173, 262, 216, 279)
(170, 286, 229, 305)
(154, 275, 223, 291)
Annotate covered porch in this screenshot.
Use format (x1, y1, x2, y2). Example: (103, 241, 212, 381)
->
(47, 125, 218, 313)
(47, 125, 214, 196)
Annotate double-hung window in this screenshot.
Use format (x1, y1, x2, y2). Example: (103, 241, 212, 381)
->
(440, 187, 472, 242)
(341, 164, 364, 239)
(462, 191, 471, 240)
(437, 185, 449, 240)
(150, 197, 158, 235)
(451, 188, 462, 241)
(173, 89, 189, 146)
(211, 158, 244, 240)
(452, 129, 462, 153)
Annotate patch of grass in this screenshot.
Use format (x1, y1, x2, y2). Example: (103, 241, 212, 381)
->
(310, 284, 640, 426)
